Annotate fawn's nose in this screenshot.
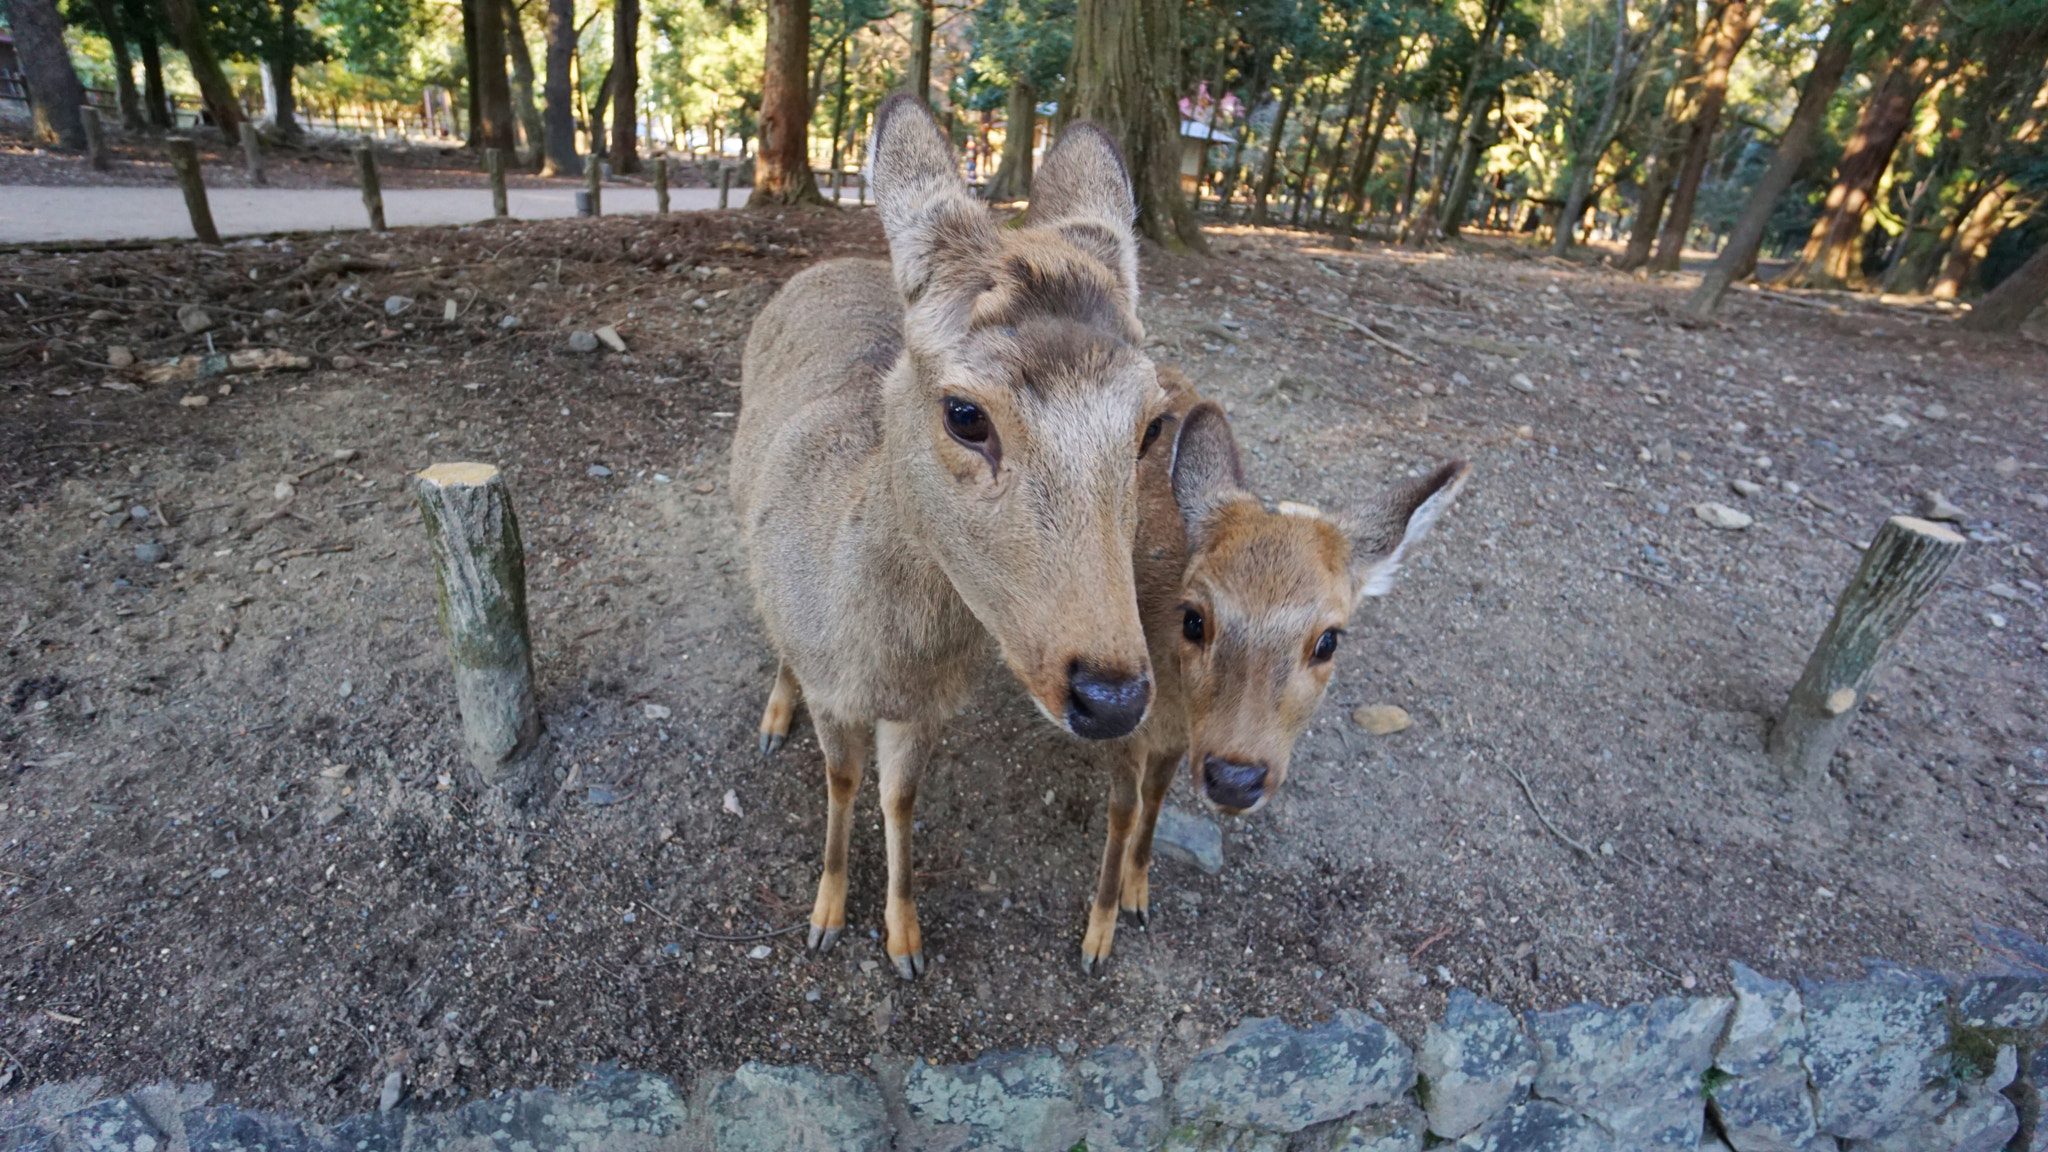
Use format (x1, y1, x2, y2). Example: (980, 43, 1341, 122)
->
(1203, 756, 1269, 812)
(1065, 665, 1151, 740)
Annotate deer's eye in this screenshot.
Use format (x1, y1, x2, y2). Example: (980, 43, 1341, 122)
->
(944, 397, 991, 444)
(1138, 415, 1164, 458)
(1182, 607, 1205, 645)
(1311, 628, 1342, 663)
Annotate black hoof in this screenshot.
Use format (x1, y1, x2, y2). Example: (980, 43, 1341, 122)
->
(1120, 906, 1149, 929)
(759, 731, 786, 757)
(891, 950, 926, 981)
(807, 924, 840, 953)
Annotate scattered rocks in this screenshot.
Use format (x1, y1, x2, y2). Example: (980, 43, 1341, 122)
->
(1075, 1046, 1168, 1152)
(1173, 1011, 1415, 1135)
(1693, 503, 1752, 530)
(566, 330, 601, 354)
(1152, 805, 1223, 874)
(1415, 991, 1537, 1141)
(177, 304, 215, 334)
(63, 1094, 165, 1152)
(1983, 582, 2025, 603)
(133, 541, 166, 564)
(378, 1071, 403, 1113)
(1507, 373, 1536, 394)
(904, 1048, 1082, 1151)
(1639, 440, 1674, 466)
(1801, 965, 1954, 1142)
(709, 1063, 889, 1152)
(1710, 963, 1816, 1152)
(596, 325, 627, 352)
(1729, 479, 1764, 498)
(1919, 490, 1964, 522)
(106, 345, 134, 368)
(1353, 705, 1412, 735)
(179, 394, 209, 408)
(643, 703, 672, 720)
(1451, 1098, 1607, 1151)
(1526, 995, 1731, 1151)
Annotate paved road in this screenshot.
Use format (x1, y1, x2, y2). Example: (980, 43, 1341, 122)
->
(0, 184, 761, 244)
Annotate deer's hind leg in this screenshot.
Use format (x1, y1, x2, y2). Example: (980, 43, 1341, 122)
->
(1081, 740, 1142, 976)
(875, 717, 939, 981)
(807, 714, 869, 954)
(1120, 746, 1183, 927)
(758, 662, 801, 756)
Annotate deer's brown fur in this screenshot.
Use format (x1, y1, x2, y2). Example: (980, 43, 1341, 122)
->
(1080, 369, 1470, 971)
(731, 95, 1170, 979)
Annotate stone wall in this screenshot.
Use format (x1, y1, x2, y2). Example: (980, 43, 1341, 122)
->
(4, 961, 2043, 1152)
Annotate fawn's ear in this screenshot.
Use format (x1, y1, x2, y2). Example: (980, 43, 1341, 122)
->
(1171, 402, 1249, 550)
(1339, 461, 1470, 603)
(868, 92, 995, 304)
(1027, 121, 1139, 304)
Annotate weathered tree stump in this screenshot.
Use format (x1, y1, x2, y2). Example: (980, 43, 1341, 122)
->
(1769, 515, 1964, 784)
(653, 157, 669, 214)
(485, 147, 508, 218)
(81, 106, 108, 171)
(719, 166, 732, 210)
(414, 463, 542, 786)
(240, 121, 266, 185)
(165, 139, 220, 244)
(584, 155, 602, 217)
(354, 145, 386, 231)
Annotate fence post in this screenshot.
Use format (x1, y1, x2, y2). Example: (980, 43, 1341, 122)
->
(719, 166, 732, 210)
(485, 147, 508, 218)
(354, 144, 386, 231)
(164, 139, 220, 244)
(240, 121, 266, 185)
(654, 156, 669, 214)
(80, 106, 108, 171)
(584, 155, 602, 217)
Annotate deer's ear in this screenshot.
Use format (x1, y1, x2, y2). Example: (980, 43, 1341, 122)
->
(1171, 402, 1248, 549)
(1339, 461, 1469, 603)
(1028, 121, 1138, 303)
(868, 92, 995, 303)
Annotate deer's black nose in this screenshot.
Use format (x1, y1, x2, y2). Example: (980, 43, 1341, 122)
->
(1203, 756, 1269, 811)
(1066, 666, 1150, 740)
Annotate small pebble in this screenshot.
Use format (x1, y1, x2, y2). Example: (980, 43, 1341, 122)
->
(566, 330, 600, 354)
(595, 325, 627, 352)
(1987, 613, 2007, 629)
(644, 703, 672, 720)
(498, 314, 522, 330)
(694, 480, 715, 494)
(1693, 502, 1753, 530)
(134, 541, 166, 563)
(1994, 457, 2021, 479)
(383, 295, 413, 316)
(378, 1071, 403, 1113)
(747, 944, 772, 960)
(1919, 490, 1964, 522)
(723, 789, 743, 816)
(1508, 373, 1536, 394)
(1730, 479, 1764, 498)
(587, 464, 612, 478)
(180, 394, 209, 408)
(1352, 704, 1412, 735)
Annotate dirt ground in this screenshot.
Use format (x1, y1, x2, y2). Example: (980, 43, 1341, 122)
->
(2, 202, 2045, 1121)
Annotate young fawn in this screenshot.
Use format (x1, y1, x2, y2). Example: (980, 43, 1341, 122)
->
(731, 95, 1172, 980)
(1079, 369, 1469, 972)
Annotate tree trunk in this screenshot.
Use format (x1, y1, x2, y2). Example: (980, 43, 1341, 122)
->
(988, 79, 1036, 202)
(907, 0, 934, 105)
(4, 0, 88, 148)
(1214, 56, 1268, 216)
(540, 0, 579, 175)
(1064, 0, 1205, 251)
(137, 22, 171, 128)
(1932, 184, 2010, 299)
(1288, 77, 1334, 227)
(1442, 93, 1498, 237)
(1552, 0, 1637, 256)
(1649, 0, 1760, 271)
(587, 65, 612, 165)
(160, 0, 241, 138)
(1685, 3, 1861, 317)
(1618, 0, 1701, 269)
(473, 0, 515, 152)
(1422, 0, 1507, 235)
(1782, 29, 1937, 289)
(462, 0, 481, 146)
(503, 0, 545, 167)
(1335, 84, 1401, 247)
(1958, 237, 2048, 332)
(609, 0, 638, 173)
(827, 34, 851, 174)
(1317, 58, 1372, 222)
(90, 0, 146, 130)
(752, 0, 824, 205)
(1250, 80, 1298, 225)
(265, 0, 300, 139)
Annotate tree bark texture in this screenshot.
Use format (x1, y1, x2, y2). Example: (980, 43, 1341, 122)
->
(1958, 237, 2048, 332)
(1649, 0, 1761, 271)
(503, 0, 545, 166)
(1768, 516, 1962, 785)
(82, 107, 109, 169)
(540, 0, 579, 175)
(414, 463, 544, 787)
(162, 0, 242, 136)
(240, 119, 265, 182)
(165, 138, 219, 242)
(266, 0, 300, 138)
(907, 0, 934, 106)
(462, 0, 481, 146)
(138, 24, 171, 128)
(609, 0, 639, 174)
(1064, 0, 1205, 251)
(1250, 80, 1298, 225)
(1552, 0, 1637, 256)
(355, 145, 386, 230)
(1932, 184, 2009, 299)
(1619, 0, 1702, 270)
(988, 80, 1036, 202)
(89, 0, 146, 129)
(472, 0, 516, 153)
(1288, 77, 1334, 228)
(752, 0, 824, 205)
(6, 0, 90, 149)
(1685, 6, 1861, 317)
(1334, 87, 1401, 247)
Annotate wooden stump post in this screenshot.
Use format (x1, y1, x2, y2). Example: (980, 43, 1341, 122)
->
(240, 121, 266, 185)
(830, 167, 841, 202)
(165, 139, 220, 244)
(585, 156, 602, 217)
(485, 147, 508, 218)
(653, 157, 669, 214)
(81, 106, 108, 171)
(719, 166, 732, 209)
(1769, 515, 1965, 785)
(414, 463, 542, 785)
(857, 170, 866, 206)
(354, 145, 386, 231)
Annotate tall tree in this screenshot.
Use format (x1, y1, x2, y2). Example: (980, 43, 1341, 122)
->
(1648, 0, 1761, 270)
(161, 0, 243, 137)
(1618, 0, 1702, 269)
(1063, 0, 1206, 251)
(976, 0, 1072, 203)
(266, 0, 301, 138)
(610, 0, 639, 173)
(135, 3, 170, 127)
(471, 0, 516, 151)
(1685, 1, 1867, 316)
(906, 0, 934, 105)
(753, 0, 825, 204)
(85, 0, 146, 128)
(540, 0, 579, 174)
(1552, 0, 1667, 255)
(461, 0, 480, 144)
(503, 0, 545, 165)
(3, 0, 88, 148)
(1249, 70, 1301, 225)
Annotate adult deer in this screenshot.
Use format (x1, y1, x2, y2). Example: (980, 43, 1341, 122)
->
(732, 95, 1169, 980)
(1080, 369, 1468, 972)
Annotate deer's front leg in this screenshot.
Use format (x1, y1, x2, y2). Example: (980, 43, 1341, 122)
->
(1082, 741, 1142, 976)
(758, 662, 801, 756)
(808, 716, 870, 954)
(875, 718, 935, 980)
(1120, 747, 1182, 927)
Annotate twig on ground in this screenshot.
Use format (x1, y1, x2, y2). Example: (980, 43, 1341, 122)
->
(636, 900, 806, 942)
(0, 280, 268, 319)
(1409, 924, 1455, 962)
(1308, 306, 1431, 365)
(1604, 566, 1677, 591)
(1501, 764, 1597, 862)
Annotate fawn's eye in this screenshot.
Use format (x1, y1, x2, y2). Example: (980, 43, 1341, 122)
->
(1311, 628, 1342, 663)
(1182, 607, 1205, 645)
(1138, 415, 1164, 458)
(944, 397, 991, 445)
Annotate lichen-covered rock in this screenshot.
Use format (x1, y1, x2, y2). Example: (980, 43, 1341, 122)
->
(1303, 1100, 1426, 1151)
(1075, 1046, 1168, 1152)
(1453, 1099, 1613, 1151)
(316, 1110, 406, 1151)
(181, 1106, 313, 1152)
(1951, 975, 2048, 1031)
(432, 1071, 687, 1151)
(1528, 996, 1730, 1151)
(1418, 990, 1538, 1140)
(63, 1096, 165, 1152)
(708, 1063, 890, 1152)
(1800, 967, 1954, 1142)
(1844, 1044, 2016, 1152)
(1712, 963, 1818, 1152)
(1171, 1011, 1415, 1135)
(1162, 1125, 1289, 1152)
(903, 1048, 1080, 1152)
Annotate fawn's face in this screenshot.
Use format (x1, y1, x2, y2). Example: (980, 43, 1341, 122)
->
(873, 98, 1161, 739)
(1168, 403, 1469, 814)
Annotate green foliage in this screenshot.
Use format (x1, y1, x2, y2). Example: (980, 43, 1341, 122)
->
(317, 0, 421, 80)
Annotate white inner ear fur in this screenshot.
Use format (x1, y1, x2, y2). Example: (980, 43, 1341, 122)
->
(1354, 482, 1460, 601)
